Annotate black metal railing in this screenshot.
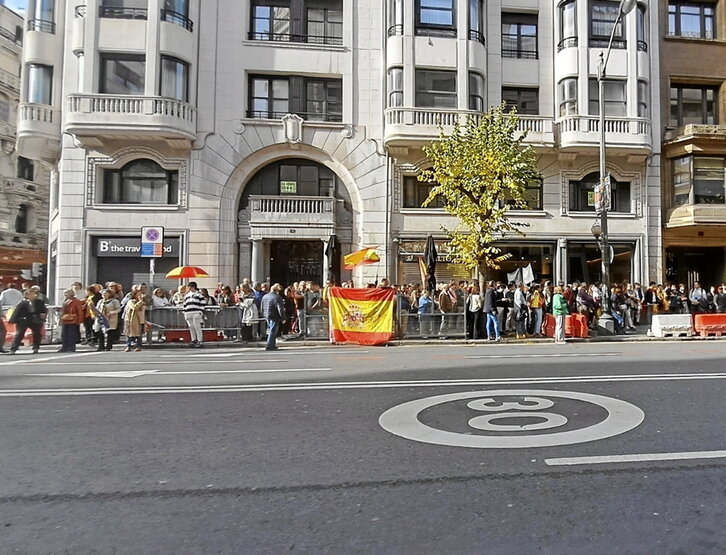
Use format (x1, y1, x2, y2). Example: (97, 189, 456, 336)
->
(557, 36, 578, 51)
(161, 9, 194, 31)
(589, 37, 626, 49)
(502, 48, 537, 59)
(0, 26, 22, 45)
(27, 19, 56, 34)
(247, 110, 342, 122)
(247, 31, 343, 46)
(99, 7, 148, 20)
(637, 40, 648, 52)
(415, 26, 457, 38)
(468, 29, 485, 45)
(74, 5, 87, 17)
(387, 24, 403, 37)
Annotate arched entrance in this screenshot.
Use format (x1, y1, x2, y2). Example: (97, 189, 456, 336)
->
(237, 158, 354, 285)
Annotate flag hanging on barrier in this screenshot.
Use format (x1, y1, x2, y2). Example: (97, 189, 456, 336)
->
(328, 287, 396, 345)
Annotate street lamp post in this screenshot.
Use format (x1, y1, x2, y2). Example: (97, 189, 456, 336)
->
(595, 0, 636, 335)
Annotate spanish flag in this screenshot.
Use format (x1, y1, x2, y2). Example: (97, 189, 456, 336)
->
(343, 247, 380, 270)
(328, 287, 396, 345)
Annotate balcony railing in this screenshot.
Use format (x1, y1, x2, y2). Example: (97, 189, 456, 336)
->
(161, 9, 193, 31)
(468, 29, 485, 45)
(387, 24, 403, 37)
(0, 25, 22, 45)
(246, 110, 342, 123)
(558, 115, 650, 136)
(247, 195, 338, 229)
(99, 7, 148, 20)
(67, 94, 195, 123)
(27, 19, 56, 34)
(557, 36, 578, 51)
(75, 6, 87, 17)
(0, 68, 20, 92)
(251, 196, 334, 215)
(19, 103, 55, 123)
(247, 31, 343, 46)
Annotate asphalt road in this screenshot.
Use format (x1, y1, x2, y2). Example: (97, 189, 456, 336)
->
(1, 341, 725, 553)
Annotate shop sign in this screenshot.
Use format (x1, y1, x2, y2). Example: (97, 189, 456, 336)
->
(398, 240, 456, 263)
(95, 237, 179, 258)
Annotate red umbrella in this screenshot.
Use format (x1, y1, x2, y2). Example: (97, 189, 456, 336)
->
(165, 266, 210, 279)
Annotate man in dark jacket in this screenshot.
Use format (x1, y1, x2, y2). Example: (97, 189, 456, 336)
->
(8, 288, 47, 354)
(261, 283, 287, 351)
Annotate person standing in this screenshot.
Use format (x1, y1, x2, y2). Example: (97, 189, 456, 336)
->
(58, 289, 85, 352)
(689, 281, 709, 314)
(437, 283, 455, 338)
(417, 289, 434, 338)
(552, 285, 569, 345)
(8, 288, 47, 354)
(261, 283, 287, 351)
(0, 283, 24, 308)
(513, 282, 528, 339)
(466, 284, 483, 339)
(96, 288, 122, 351)
(482, 281, 502, 341)
(528, 284, 545, 337)
(183, 282, 206, 348)
(123, 290, 147, 352)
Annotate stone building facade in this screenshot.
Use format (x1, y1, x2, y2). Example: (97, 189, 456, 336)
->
(16, 0, 665, 302)
(0, 3, 49, 287)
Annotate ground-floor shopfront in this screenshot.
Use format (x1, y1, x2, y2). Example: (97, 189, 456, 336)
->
(395, 237, 643, 286)
(664, 226, 726, 287)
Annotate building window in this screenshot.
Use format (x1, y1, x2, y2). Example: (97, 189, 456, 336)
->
(0, 98, 8, 121)
(558, 0, 577, 51)
(306, 0, 343, 44)
(415, 0, 456, 37)
(502, 179, 543, 210)
(403, 175, 445, 208)
(99, 0, 148, 20)
(161, 0, 192, 31)
(306, 79, 342, 121)
(501, 13, 538, 59)
(249, 0, 342, 45)
(590, 1, 625, 48)
(17, 157, 35, 181)
(415, 69, 456, 108)
(15, 204, 30, 234)
(672, 156, 726, 206)
(99, 55, 145, 95)
(670, 85, 717, 127)
(668, 2, 715, 39)
(637, 80, 648, 118)
(388, 0, 404, 36)
(636, 3, 647, 51)
(469, 72, 485, 112)
(160, 56, 189, 102)
(588, 79, 626, 116)
(28, 0, 55, 32)
(102, 160, 179, 205)
(502, 87, 539, 115)
(569, 172, 631, 213)
(388, 67, 403, 107)
(558, 77, 577, 116)
(27, 64, 53, 105)
(468, 0, 484, 43)
(248, 75, 342, 121)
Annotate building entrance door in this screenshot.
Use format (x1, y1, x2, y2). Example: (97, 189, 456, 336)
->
(666, 247, 726, 287)
(270, 240, 323, 286)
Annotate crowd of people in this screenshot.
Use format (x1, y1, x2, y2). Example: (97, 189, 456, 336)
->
(2, 276, 726, 353)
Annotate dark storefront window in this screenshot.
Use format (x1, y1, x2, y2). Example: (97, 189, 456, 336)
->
(569, 172, 631, 213)
(102, 159, 179, 204)
(402, 175, 445, 208)
(568, 242, 633, 284)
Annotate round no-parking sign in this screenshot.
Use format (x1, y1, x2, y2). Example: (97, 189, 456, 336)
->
(379, 390, 645, 449)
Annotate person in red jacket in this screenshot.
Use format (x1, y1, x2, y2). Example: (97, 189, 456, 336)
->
(58, 288, 85, 352)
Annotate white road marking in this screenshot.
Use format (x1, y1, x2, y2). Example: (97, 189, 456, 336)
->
(545, 450, 726, 466)
(4, 371, 726, 396)
(27, 359, 287, 366)
(159, 349, 371, 357)
(0, 351, 101, 366)
(29, 368, 332, 378)
(466, 353, 621, 359)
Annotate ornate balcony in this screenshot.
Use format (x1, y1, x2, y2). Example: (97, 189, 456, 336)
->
(240, 195, 352, 241)
(65, 94, 196, 148)
(558, 115, 652, 153)
(663, 124, 726, 147)
(666, 204, 726, 228)
(384, 108, 555, 147)
(16, 103, 61, 162)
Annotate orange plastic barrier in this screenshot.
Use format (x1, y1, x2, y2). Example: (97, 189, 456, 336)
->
(693, 313, 726, 337)
(543, 313, 589, 338)
(164, 329, 223, 343)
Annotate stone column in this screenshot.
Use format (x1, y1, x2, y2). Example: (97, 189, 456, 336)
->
(251, 239, 264, 284)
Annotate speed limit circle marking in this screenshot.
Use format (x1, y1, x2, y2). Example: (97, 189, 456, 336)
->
(379, 389, 644, 449)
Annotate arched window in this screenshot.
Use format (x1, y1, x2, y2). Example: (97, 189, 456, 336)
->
(102, 159, 179, 204)
(15, 204, 30, 234)
(569, 172, 631, 213)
